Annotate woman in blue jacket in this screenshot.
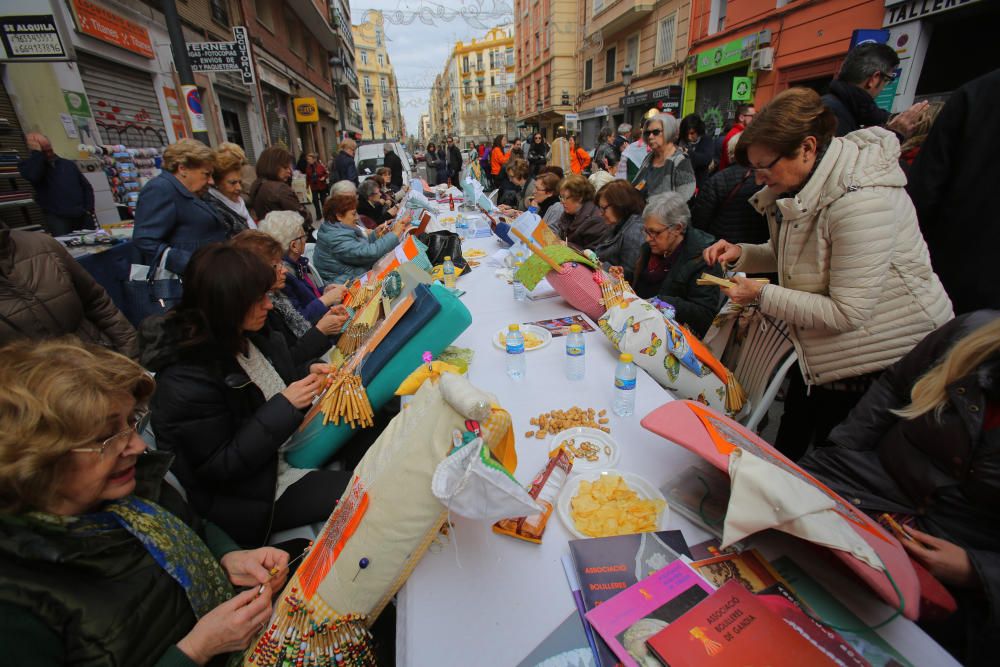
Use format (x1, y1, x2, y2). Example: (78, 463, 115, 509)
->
(132, 139, 227, 275)
(313, 191, 410, 285)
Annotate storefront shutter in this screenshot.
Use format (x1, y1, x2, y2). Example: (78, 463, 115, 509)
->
(0, 80, 47, 229)
(76, 52, 168, 148)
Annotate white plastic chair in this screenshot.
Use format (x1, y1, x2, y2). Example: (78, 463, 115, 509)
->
(729, 312, 798, 433)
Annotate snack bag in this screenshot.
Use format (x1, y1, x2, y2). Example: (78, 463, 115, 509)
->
(493, 446, 573, 543)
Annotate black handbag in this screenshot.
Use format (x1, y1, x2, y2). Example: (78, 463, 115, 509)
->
(123, 244, 183, 325)
(417, 231, 471, 273)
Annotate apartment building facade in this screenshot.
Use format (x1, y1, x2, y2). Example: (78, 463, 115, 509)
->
(352, 12, 405, 142)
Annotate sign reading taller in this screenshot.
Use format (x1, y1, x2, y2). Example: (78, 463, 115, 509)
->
(186, 26, 255, 85)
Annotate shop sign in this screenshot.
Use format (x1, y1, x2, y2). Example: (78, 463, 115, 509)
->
(731, 77, 753, 102)
(0, 14, 66, 60)
(884, 0, 980, 26)
(71, 0, 153, 58)
(619, 85, 682, 114)
(578, 105, 610, 120)
(693, 35, 757, 75)
(162, 86, 188, 140)
(186, 26, 255, 86)
(294, 97, 319, 123)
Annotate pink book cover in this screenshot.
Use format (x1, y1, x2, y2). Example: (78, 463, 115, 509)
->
(585, 560, 714, 667)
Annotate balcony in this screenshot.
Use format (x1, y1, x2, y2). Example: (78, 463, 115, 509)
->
(329, 4, 354, 51)
(586, 0, 656, 39)
(287, 0, 339, 51)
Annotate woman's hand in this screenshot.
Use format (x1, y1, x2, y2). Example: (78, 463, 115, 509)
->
(387, 205, 398, 217)
(320, 283, 347, 306)
(391, 217, 409, 238)
(175, 588, 272, 666)
(721, 275, 765, 306)
(281, 373, 324, 409)
(902, 527, 980, 588)
(220, 547, 290, 595)
(317, 305, 348, 336)
(703, 239, 743, 267)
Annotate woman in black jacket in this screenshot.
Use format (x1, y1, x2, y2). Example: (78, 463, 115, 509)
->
(139, 244, 349, 546)
(801, 311, 1000, 666)
(689, 165, 767, 245)
(679, 114, 715, 192)
(527, 133, 549, 177)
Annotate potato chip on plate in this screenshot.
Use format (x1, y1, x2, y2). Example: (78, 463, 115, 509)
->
(557, 470, 668, 539)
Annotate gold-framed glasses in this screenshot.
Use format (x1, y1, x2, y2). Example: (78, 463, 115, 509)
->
(70, 408, 149, 459)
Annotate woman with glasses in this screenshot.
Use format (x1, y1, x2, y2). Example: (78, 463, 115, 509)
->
(591, 180, 646, 284)
(314, 191, 409, 286)
(139, 244, 351, 546)
(259, 210, 346, 324)
(528, 133, 549, 177)
(703, 87, 952, 460)
(631, 113, 696, 202)
(555, 174, 608, 250)
(532, 171, 562, 223)
(230, 230, 347, 356)
(633, 192, 722, 336)
(0, 338, 290, 664)
(206, 141, 256, 233)
(133, 139, 226, 276)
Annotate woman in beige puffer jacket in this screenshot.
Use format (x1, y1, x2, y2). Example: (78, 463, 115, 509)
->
(704, 88, 952, 458)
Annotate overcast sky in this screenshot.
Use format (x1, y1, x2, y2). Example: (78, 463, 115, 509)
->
(350, 1, 514, 140)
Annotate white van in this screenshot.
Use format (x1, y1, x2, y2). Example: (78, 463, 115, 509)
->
(355, 142, 412, 185)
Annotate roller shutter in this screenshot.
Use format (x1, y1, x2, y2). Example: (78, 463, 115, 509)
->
(0, 78, 46, 229)
(77, 52, 168, 148)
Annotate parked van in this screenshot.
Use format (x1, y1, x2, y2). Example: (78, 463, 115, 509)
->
(355, 142, 412, 185)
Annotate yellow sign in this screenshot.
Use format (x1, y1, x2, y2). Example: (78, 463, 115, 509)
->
(293, 97, 319, 122)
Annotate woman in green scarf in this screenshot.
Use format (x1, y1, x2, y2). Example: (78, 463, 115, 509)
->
(0, 339, 288, 666)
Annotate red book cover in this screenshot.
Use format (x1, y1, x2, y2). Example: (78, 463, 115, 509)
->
(645, 580, 843, 667)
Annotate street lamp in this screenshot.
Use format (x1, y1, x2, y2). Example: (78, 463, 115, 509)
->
(535, 99, 543, 137)
(365, 100, 375, 141)
(621, 63, 634, 129)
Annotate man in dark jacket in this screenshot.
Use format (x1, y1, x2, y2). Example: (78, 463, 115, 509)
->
(907, 68, 1000, 314)
(690, 164, 767, 245)
(444, 136, 463, 185)
(821, 42, 928, 139)
(0, 226, 137, 357)
(18, 133, 95, 236)
(382, 143, 404, 191)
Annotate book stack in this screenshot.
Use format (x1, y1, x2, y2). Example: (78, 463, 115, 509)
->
(525, 528, 910, 667)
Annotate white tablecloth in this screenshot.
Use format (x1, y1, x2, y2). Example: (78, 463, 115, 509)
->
(396, 233, 958, 667)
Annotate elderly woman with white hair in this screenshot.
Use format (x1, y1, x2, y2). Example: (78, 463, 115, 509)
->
(632, 192, 723, 336)
(631, 113, 696, 202)
(259, 210, 346, 324)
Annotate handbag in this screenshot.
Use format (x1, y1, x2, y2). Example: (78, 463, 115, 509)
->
(418, 231, 471, 273)
(123, 244, 183, 325)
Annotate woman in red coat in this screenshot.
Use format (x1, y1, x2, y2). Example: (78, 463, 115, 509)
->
(568, 136, 592, 175)
(305, 153, 330, 222)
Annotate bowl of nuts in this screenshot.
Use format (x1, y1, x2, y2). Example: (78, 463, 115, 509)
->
(549, 426, 619, 471)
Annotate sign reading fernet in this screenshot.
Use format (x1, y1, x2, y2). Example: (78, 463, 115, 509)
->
(71, 0, 153, 58)
(186, 26, 255, 85)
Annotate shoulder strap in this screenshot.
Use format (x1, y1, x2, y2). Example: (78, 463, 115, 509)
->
(720, 169, 752, 209)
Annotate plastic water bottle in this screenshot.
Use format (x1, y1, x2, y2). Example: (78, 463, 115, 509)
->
(527, 205, 539, 216)
(506, 324, 526, 381)
(565, 324, 585, 381)
(512, 262, 527, 302)
(443, 256, 456, 289)
(455, 215, 469, 240)
(613, 353, 637, 417)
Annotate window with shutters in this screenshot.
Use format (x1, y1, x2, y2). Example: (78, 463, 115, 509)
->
(363, 75, 371, 94)
(584, 59, 593, 91)
(254, 0, 273, 29)
(351, 99, 360, 112)
(655, 13, 677, 66)
(210, 0, 229, 25)
(506, 46, 514, 67)
(710, 0, 726, 34)
(380, 77, 387, 95)
(285, 8, 303, 55)
(375, 28, 382, 46)
(360, 50, 368, 65)
(605, 47, 616, 84)
(626, 34, 639, 74)
(382, 100, 389, 114)
(378, 53, 384, 67)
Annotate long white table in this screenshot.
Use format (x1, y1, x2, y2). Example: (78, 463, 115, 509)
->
(396, 232, 958, 667)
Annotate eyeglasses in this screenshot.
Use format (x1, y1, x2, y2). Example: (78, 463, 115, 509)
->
(642, 128, 662, 138)
(598, 203, 613, 213)
(878, 70, 899, 83)
(559, 193, 577, 202)
(71, 408, 149, 459)
(748, 154, 783, 173)
(642, 226, 670, 239)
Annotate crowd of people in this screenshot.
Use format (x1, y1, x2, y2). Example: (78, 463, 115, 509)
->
(1, 42, 998, 665)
